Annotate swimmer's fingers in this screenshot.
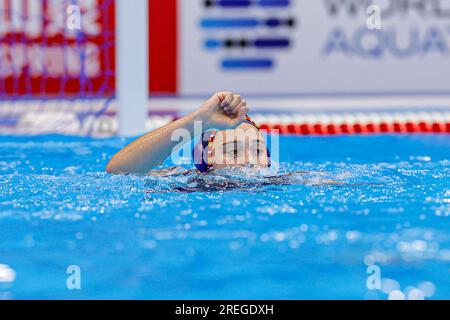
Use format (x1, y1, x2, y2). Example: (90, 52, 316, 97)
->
(202, 92, 233, 113)
(226, 99, 247, 117)
(223, 95, 242, 113)
(220, 93, 235, 108)
(216, 92, 233, 101)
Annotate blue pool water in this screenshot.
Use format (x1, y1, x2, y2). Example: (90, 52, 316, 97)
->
(0, 134, 449, 300)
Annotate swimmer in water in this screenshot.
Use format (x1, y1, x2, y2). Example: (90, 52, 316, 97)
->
(106, 92, 270, 175)
(106, 91, 344, 188)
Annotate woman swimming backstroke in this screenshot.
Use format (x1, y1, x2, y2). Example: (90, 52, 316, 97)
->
(106, 92, 270, 175)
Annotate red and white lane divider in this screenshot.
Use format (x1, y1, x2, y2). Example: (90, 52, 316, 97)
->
(251, 111, 450, 135)
(2, 110, 449, 136)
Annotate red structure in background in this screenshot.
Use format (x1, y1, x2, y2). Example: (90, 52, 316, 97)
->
(149, 0, 178, 95)
(0, 0, 116, 98)
(0, 0, 178, 98)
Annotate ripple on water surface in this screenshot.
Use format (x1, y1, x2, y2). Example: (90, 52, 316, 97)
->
(0, 134, 449, 299)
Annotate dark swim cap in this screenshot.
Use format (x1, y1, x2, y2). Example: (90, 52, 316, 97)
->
(192, 116, 271, 173)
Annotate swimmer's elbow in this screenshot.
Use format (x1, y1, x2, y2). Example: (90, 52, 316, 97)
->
(106, 160, 121, 174)
(106, 156, 129, 175)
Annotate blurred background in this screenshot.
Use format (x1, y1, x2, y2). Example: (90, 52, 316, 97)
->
(0, 0, 449, 136)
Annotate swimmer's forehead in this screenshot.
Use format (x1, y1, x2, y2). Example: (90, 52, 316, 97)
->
(215, 123, 265, 143)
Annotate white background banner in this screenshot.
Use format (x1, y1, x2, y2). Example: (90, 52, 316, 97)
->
(179, 0, 450, 96)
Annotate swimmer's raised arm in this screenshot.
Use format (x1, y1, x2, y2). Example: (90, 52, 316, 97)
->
(106, 92, 249, 175)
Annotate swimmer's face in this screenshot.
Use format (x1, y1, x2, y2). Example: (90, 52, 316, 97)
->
(210, 123, 269, 171)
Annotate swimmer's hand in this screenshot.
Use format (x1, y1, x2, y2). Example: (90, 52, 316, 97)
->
(199, 92, 249, 130)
